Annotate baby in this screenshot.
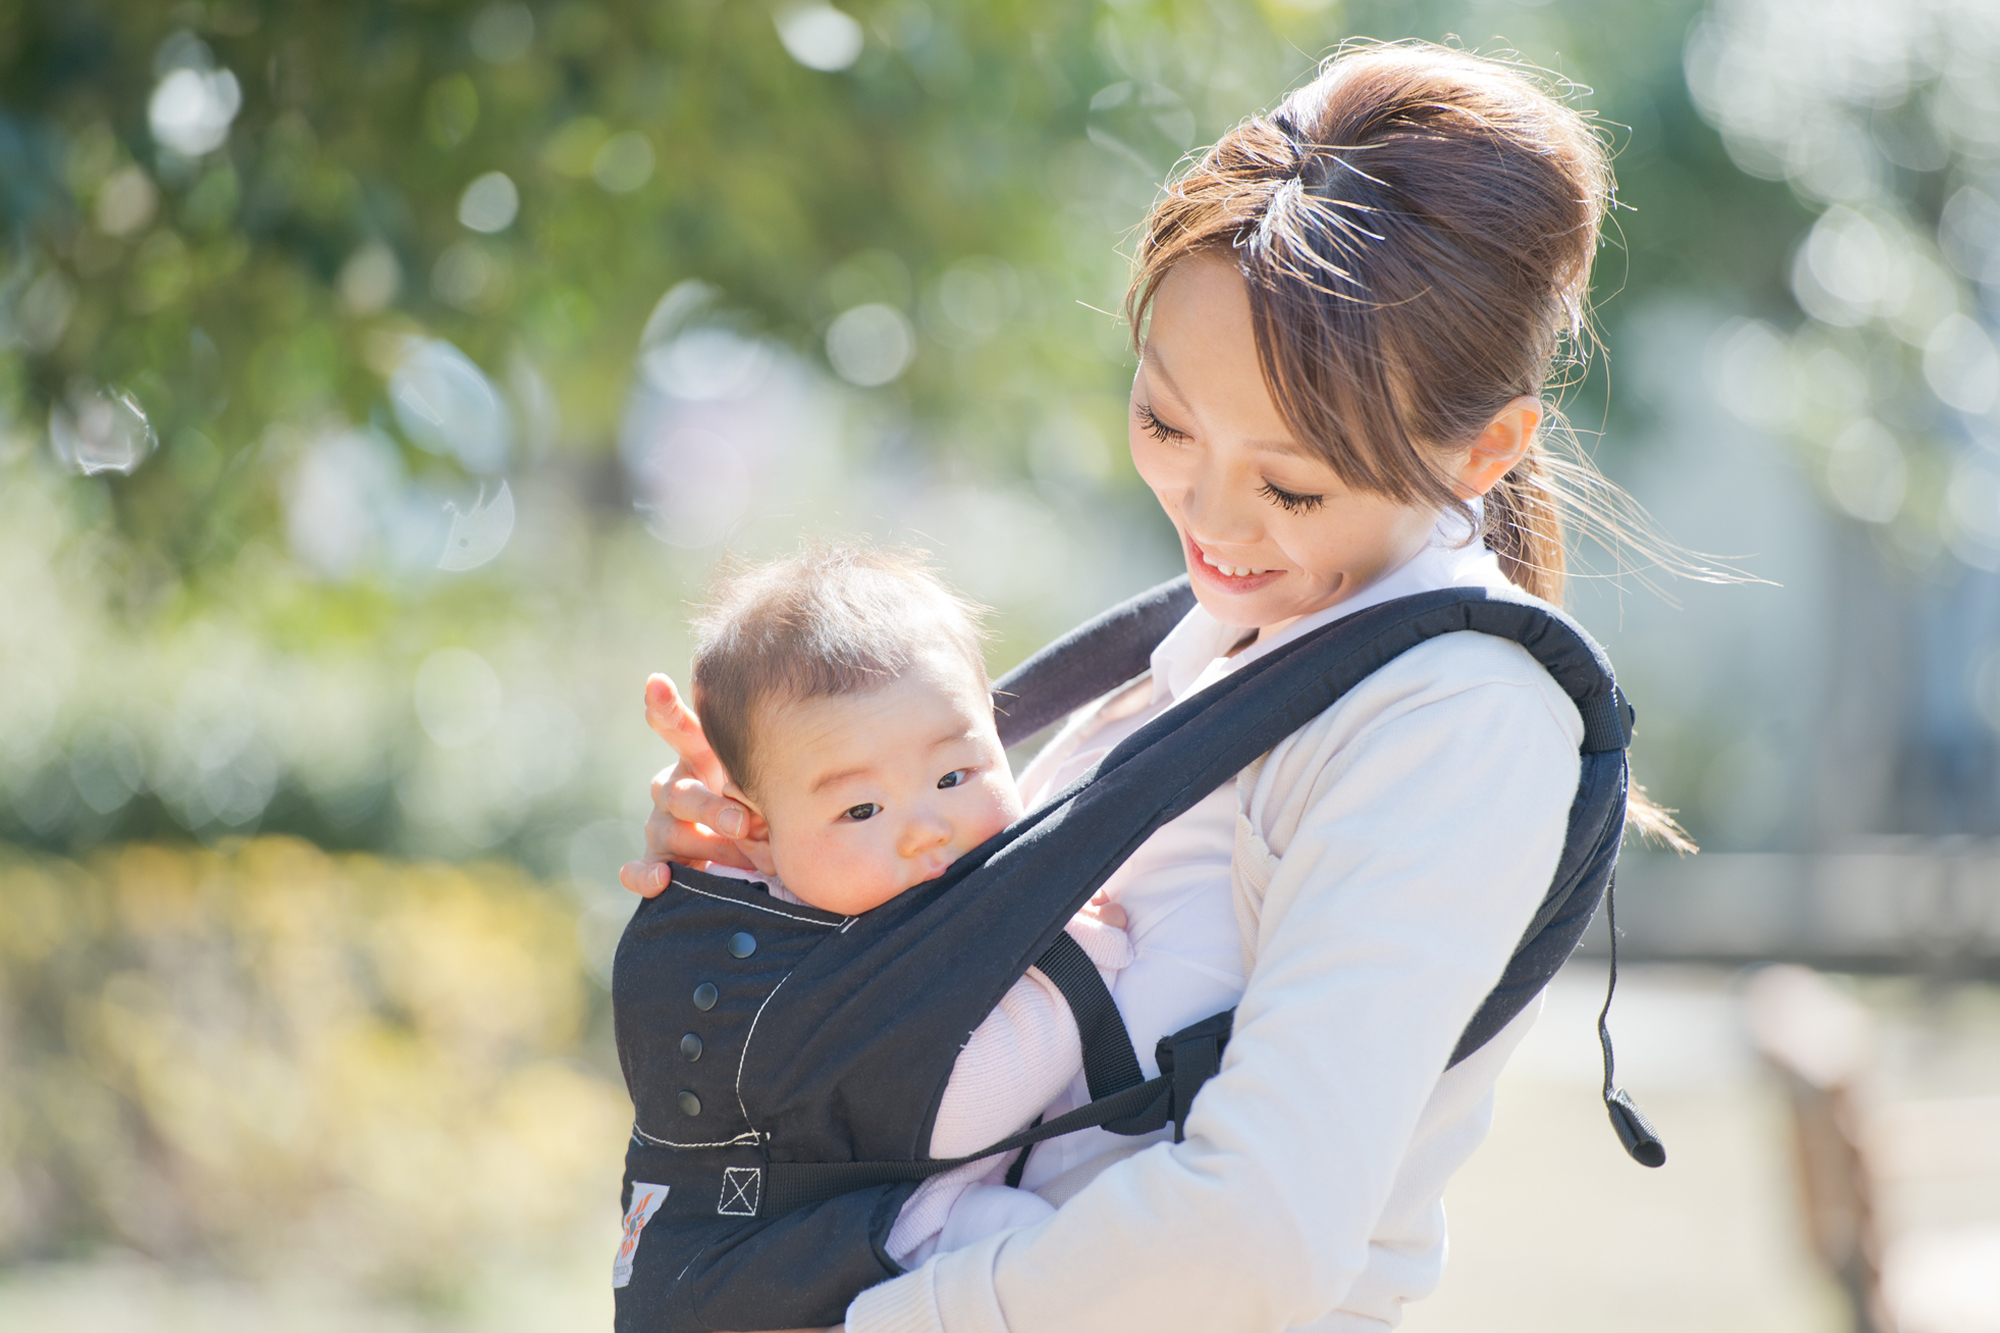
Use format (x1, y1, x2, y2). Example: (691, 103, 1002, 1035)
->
(667, 543, 1130, 1264)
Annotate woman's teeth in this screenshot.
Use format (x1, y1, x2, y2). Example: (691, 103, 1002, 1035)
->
(1202, 552, 1268, 578)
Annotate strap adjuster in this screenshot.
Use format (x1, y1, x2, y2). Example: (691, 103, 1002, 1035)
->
(1577, 685, 1634, 753)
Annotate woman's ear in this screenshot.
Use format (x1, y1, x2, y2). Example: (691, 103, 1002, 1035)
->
(1456, 396, 1541, 498)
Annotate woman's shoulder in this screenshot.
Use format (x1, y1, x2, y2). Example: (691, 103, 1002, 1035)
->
(1332, 625, 1585, 740)
(1245, 627, 1585, 832)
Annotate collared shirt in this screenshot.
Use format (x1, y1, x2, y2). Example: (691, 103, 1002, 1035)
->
(1011, 517, 1509, 1195)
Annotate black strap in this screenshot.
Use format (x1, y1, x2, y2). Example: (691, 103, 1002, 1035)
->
(1577, 685, 1635, 754)
(1032, 932, 1144, 1101)
(1002, 1117, 1039, 1188)
(762, 1075, 1172, 1215)
(1597, 873, 1666, 1167)
(760, 1005, 1239, 1217)
(990, 578, 1197, 748)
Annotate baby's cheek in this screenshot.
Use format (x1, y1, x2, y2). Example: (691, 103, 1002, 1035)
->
(985, 775, 1025, 826)
(770, 833, 838, 908)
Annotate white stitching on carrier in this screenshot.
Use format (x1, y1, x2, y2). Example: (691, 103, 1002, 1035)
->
(675, 881, 846, 928)
(718, 1166, 762, 1216)
(631, 1124, 763, 1150)
(735, 969, 798, 1128)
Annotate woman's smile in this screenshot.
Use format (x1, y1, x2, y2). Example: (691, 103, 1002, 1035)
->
(1185, 534, 1288, 594)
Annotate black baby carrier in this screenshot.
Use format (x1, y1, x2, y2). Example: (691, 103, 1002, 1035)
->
(610, 578, 1663, 1332)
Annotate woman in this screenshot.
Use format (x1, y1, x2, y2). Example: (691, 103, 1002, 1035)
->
(623, 43, 1676, 1331)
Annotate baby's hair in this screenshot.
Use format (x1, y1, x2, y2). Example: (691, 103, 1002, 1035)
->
(1128, 41, 1691, 849)
(691, 543, 989, 797)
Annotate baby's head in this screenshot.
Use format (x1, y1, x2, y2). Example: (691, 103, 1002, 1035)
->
(691, 544, 1022, 916)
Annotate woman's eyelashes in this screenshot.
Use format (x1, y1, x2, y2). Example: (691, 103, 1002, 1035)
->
(1136, 403, 1188, 443)
(1258, 480, 1326, 514)
(1139, 400, 1325, 513)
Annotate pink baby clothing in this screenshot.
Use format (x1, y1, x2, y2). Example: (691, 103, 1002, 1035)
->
(703, 867, 1132, 1265)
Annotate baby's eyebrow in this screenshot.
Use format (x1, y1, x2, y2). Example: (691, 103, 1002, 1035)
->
(809, 763, 876, 794)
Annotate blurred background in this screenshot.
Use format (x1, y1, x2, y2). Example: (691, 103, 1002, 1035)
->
(2, 0, 1997, 1328)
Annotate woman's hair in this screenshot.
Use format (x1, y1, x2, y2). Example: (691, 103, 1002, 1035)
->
(1127, 42, 1690, 848)
(691, 543, 988, 796)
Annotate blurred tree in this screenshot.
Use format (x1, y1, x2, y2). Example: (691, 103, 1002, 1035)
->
(0, 0, 1898, 857)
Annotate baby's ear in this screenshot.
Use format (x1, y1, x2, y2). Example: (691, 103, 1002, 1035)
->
(725, 787, 778, 878)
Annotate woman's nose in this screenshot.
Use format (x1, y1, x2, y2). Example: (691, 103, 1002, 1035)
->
(1179, 456, 1261, 545)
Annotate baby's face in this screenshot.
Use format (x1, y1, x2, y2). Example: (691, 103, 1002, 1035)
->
(743, 647, 1022, 916)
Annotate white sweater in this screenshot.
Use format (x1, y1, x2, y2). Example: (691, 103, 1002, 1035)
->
(848, 540, 1584, 1330)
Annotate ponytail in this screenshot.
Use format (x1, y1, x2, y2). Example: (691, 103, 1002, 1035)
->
(1480, 429, 1565, 606)
(1484, 428, 1697, 852)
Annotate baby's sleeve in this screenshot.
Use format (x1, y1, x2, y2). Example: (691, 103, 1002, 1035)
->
(884, 914, 1129, 1263)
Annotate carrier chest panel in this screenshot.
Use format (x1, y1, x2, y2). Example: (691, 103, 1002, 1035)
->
(614, 877, 846, 1148)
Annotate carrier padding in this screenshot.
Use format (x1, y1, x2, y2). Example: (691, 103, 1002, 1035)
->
(737, 589, 1623, 1163)
(612, 580, 1629, 1332)
(990, 576, 1197, 747)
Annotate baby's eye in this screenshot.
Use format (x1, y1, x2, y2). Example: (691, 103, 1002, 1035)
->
(844, 803, 880, 821)
(937, 768, 972, 790)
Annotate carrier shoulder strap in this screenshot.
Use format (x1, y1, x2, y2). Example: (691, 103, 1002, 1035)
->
(761, 581, 1655, 1218)
(998, 578, 1660, 1170)
(991, 578, 1197, 747)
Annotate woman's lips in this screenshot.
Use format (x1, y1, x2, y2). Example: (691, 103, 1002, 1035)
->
(1187, 536, 1283, 593)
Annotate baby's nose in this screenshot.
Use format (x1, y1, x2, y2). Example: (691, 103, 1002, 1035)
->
(897, 814, 953, 858)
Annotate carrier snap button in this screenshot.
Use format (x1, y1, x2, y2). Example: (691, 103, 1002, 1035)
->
(727, 931, 757, 959)
(680, 1032, 703, 1062)
(678, 1090, 701, 1117)
(692, 982, 718, 1011)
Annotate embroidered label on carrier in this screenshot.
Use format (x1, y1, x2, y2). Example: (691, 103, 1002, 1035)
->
(613, 1183, 670, 1288)
(718, 1166, 762, 1216)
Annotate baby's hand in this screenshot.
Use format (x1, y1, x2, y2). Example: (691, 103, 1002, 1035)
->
(1067, 891, 1134, 971)
(1082, 889, 1128, 931)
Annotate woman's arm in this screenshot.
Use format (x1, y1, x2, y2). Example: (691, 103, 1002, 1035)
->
(847, 635, 1583, 1332)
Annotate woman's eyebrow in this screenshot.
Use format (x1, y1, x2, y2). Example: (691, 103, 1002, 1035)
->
(1247, 435, 1316, 461)
(1140, 344, 1186, 401)
(1146, 345, 1311, 460)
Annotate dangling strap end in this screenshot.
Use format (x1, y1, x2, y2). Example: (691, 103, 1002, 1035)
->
(1604, 1088, 1666, 1167)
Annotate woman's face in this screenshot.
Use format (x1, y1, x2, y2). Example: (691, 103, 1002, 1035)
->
(1129, 252, 1441, 634)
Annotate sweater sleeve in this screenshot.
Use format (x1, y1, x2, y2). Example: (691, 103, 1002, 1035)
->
(847, 634, 1582, 1332)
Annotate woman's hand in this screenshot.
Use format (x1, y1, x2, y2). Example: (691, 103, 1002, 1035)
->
(618, 675, 763, 895)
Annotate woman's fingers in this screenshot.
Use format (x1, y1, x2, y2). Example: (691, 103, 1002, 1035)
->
(620, 676, 760, 896)
(645, 674, 732, 795)
(658, 763, 751, 841)
(618, 857, 677, 897)
(616, 763, 760, 898)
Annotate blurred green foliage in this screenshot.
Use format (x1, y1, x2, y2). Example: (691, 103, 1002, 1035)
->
(1, 0, 1832, 859)
(0, 837, 624, 1294)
